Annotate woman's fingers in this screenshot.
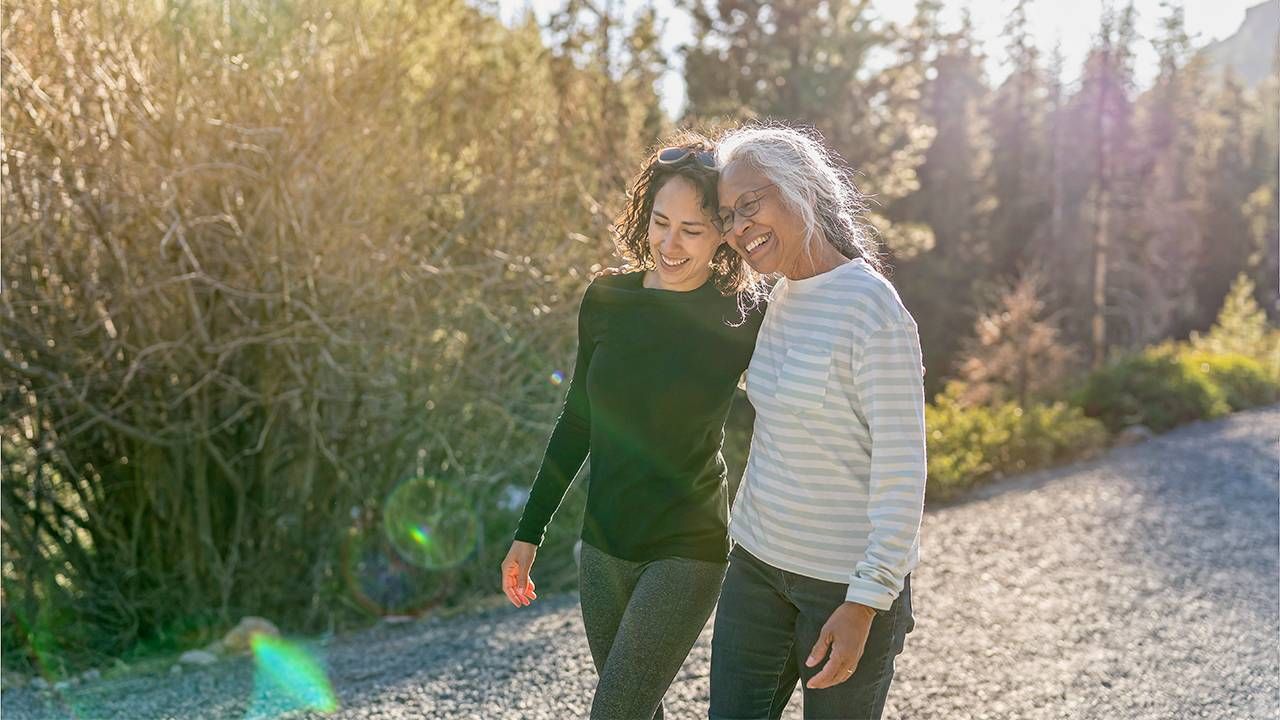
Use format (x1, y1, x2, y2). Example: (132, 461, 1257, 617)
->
(501, 563, 522, 607)
(515, 563, 534, 606)
(502, 557, 530, 607)
(806, 646, 855, 689)
(501, 541, 538, 607)
(805, 631, 833, 668)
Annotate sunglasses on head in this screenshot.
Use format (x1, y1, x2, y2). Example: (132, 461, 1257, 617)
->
(657, 146, 716, 169)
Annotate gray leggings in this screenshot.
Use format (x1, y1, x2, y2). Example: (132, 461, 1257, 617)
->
(579, 541, 728, 720)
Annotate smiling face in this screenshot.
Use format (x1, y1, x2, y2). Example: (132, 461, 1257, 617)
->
(646, 175, 723, 291)
(717, 161, 810, 277)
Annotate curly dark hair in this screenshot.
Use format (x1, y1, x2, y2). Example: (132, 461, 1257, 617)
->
(610, 131, 757, 296)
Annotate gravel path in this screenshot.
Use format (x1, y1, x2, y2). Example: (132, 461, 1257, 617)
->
(5, 406, 1278, 719)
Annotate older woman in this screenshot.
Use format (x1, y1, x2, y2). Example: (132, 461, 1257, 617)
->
(708, 125, 926, 720)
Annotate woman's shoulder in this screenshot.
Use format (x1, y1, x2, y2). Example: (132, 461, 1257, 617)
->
(586, 267, 643, 291)
(834, 261, 915, 329)
(580, 269, 644, 305)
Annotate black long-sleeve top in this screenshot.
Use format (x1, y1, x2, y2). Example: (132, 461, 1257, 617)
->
(514, 271, 764, 562)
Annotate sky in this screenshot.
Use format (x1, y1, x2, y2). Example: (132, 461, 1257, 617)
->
(488, 0, 1264, 118)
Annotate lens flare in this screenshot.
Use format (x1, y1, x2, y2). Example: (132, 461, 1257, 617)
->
(244, 635, 337, 718)
(8, 601, 108, 720)
(409, 525, 430, 546)
(549, 370, 565, 386)
(341, 524, 447, 618)
(382, 477, 480, 570)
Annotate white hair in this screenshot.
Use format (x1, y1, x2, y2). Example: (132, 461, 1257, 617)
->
(716, 124, 881, 272)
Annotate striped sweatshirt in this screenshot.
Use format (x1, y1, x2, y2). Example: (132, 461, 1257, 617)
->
(730, 258, 927, 611)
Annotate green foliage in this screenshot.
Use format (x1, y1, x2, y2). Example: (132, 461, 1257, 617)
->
(1075, 348, 1230, 433)
(927, 278, 1279, 502)
(1178, 351, 1280, 411)
(5, 0, 1278, 676)
(926, 383, 1108, 501)
(1190, 273, 1280, 379)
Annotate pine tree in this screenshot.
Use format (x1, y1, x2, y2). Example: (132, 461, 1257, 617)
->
(1193, 71, 1259, 328)
(986, 0, 1051, 282)
(1040, 43, 1068, 264)
(1243, 42, 1280, 315)
(1052, 2, 1140, 363)
(891, 7, 994, 386)
(956, 271, 1080, 408)
(679, 0, 932, 252)
(913, 9, 992, 262)
(1126, 1, 1204, 342)
(1190, 273, 1280, 377)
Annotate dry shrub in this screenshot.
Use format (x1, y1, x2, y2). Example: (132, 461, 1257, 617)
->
(2, 0, 662, 668)
(955, 271, 1080, 407)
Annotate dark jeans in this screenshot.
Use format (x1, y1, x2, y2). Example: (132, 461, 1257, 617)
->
(709, 545, 914, 720)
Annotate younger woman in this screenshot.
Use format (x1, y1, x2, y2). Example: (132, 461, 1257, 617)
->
(501, 134, 763, 720)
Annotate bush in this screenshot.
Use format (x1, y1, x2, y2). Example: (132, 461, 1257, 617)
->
(1075, 348, 1230, 433)
(1178, 351, 1280, 411)
(2, 0, 664, 673)
(926, 383, 1108, 500)
(1190, 273, 1280, 381)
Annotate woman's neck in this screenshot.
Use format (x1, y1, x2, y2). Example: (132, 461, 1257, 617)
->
(782, 237, 849, 281)
(643, 268, 711, 291)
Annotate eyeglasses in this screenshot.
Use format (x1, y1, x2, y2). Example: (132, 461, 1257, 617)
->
(714, 183, 776, 234)
(657, 146, 716, 169)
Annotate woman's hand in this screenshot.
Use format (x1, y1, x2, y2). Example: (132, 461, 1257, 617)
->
(804, 601, 877, 689)
(501, 540, 539, 607)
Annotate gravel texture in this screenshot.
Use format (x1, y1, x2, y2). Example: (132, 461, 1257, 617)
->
(5, 406, 1278, 719)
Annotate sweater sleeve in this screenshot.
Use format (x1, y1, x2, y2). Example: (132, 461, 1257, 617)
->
(513, 292, 595, 546)
(844, 319, 928, 610)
